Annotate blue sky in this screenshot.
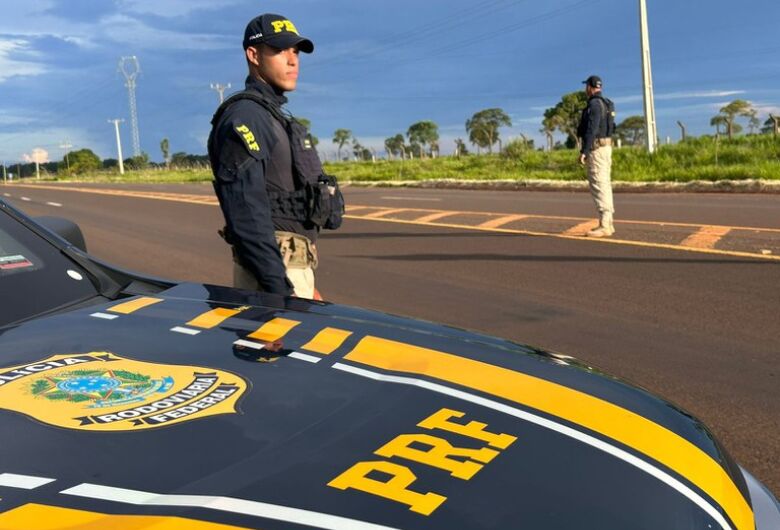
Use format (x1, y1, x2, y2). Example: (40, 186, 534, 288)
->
(1, 0, 779, 164)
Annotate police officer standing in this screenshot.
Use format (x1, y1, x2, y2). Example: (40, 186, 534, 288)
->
(208, 14, 343, 299)
(577, 75, 616, 238)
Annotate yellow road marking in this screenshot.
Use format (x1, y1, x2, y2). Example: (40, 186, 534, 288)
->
(361, 208, 409, 219)
(248, 317, 301, 342)
(414, 211, 460, 223)
(345, 205, 372, 213)
(562, 219, 599, 236)
(9, 184, 780, 261)
(301, 327, 353, 355)
(0, 503, 252, 529)
(478, 214, 528, 229)
(681, 226, 732, 249)
(8, 184, 219, 206)
(344, 336, 754, 530)
(107, 297, 163, 314)
(187, 307, 246, 329)
(344, 214, 780, 262)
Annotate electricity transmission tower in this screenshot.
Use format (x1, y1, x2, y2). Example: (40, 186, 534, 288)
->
(119, 56, 142, 158)
(210, 83, 231, 104)
(639, 0, 658, 153)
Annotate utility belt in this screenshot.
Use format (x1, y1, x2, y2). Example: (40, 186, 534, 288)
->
(593, 137, 613, 150)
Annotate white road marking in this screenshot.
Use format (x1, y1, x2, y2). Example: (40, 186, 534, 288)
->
(170, 326, 201, 336)
(90, 312, 119, 320)
(20, 196, 31, 202)
(288, 352, 321, 364)
(233, 339, 265, 350)
(46, 201, 63, 207)
(331, 363, 733, 530)
(0, 473, 56, 490)
(381, 196, 442, 202)
(2, 193, 10, 197)
(61, 483, 402, 530)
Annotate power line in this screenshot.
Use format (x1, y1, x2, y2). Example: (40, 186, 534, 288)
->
(307, 0, 527, 71)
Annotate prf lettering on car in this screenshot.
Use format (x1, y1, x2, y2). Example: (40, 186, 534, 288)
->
(235, 125, 260, 152)
(271, 20, 299, 34)
(328, 408, 516, 515)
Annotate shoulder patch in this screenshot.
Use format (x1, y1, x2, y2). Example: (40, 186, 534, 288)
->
(235, 124, 261, 152)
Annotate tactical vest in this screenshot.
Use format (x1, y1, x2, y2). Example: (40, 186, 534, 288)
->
(593, 95, 617, 138)
(210, 91, 344, 230)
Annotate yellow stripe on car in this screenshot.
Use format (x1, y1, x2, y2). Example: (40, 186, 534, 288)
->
(0, 503, 253, 530)
(187, 307, 247, 329)
(248, 317, 301, 342)
(344, 336, 753, 530)
(301, 327, 353, 355)
(107, 297, 163, 315)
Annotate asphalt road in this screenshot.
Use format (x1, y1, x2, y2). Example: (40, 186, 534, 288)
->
(3, 183, 779, 495)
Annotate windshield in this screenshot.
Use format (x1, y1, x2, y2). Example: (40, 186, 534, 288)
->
(0, 206, 100, 327)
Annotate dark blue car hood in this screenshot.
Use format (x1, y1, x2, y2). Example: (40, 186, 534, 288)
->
(0, 282, 754, 530)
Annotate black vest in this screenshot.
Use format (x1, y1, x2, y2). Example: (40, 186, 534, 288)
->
(210, 91, 344, 233)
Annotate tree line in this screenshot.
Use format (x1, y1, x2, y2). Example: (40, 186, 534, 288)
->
(327, 108, 515, 162)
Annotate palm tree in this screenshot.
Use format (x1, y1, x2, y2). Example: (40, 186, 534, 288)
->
(332, 129, 352, 161)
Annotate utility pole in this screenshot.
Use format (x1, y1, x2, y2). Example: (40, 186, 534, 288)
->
(59, 140, 73, 172)
(676, 121, 687, 142)
(639, 0, 658, 154)
(108, 119, 126, 175)
(210, 83, 231, 104)
(1, 162, 6, 184)
(119, 56, 142, 158)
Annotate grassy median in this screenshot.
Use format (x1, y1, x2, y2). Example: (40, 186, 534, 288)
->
(16, 134, 780, 184)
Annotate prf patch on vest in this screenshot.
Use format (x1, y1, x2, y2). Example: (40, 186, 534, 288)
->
(272, 20, 299, 35)
(235, 124, 260, 152)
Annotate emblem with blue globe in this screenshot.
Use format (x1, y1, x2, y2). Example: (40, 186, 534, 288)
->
(30, 369, 174, 408)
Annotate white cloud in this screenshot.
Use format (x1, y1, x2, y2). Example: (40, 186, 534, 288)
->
(96, 14, 231, 51)
(0, 128, 104, 163)
(0, 39, 46, 82)
(118, 0, 242, 18)
(23, 148, 50, 164)
(613, 90, 747, 105)
(752, 103, 780, 119)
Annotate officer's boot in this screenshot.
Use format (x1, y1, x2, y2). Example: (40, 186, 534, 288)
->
(587, 211, 615, 238)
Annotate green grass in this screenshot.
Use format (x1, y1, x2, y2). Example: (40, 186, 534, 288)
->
(326, 135, 780, 183)
(25, 135, 780, 184)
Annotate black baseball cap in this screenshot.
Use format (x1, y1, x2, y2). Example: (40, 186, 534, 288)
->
(243, 14, 314, 53)
(582, 75, 603, 88)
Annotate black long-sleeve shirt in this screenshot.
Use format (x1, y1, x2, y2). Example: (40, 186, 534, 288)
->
(577, 95, 609, 156)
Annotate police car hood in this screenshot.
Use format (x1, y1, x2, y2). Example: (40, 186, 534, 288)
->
(0, 282, 755, 530)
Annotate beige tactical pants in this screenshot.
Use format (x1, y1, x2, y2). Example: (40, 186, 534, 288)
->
(586, 144, 614, 215)
(233, 231, 318, 299)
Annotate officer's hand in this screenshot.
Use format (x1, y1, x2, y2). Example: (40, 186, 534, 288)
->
(579, 153, 587, 166)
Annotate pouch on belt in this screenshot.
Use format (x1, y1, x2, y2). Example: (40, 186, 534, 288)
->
(275, 231, 318, 270)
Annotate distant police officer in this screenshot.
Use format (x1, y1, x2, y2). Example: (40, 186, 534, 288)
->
(208, 14, 343, 299)
(577, 75, 617, 238)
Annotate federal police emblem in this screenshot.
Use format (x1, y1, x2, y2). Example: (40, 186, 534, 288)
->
(0, 353, 248, 431)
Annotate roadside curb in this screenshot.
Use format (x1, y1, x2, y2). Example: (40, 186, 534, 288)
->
(343, 178, 780, 194)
